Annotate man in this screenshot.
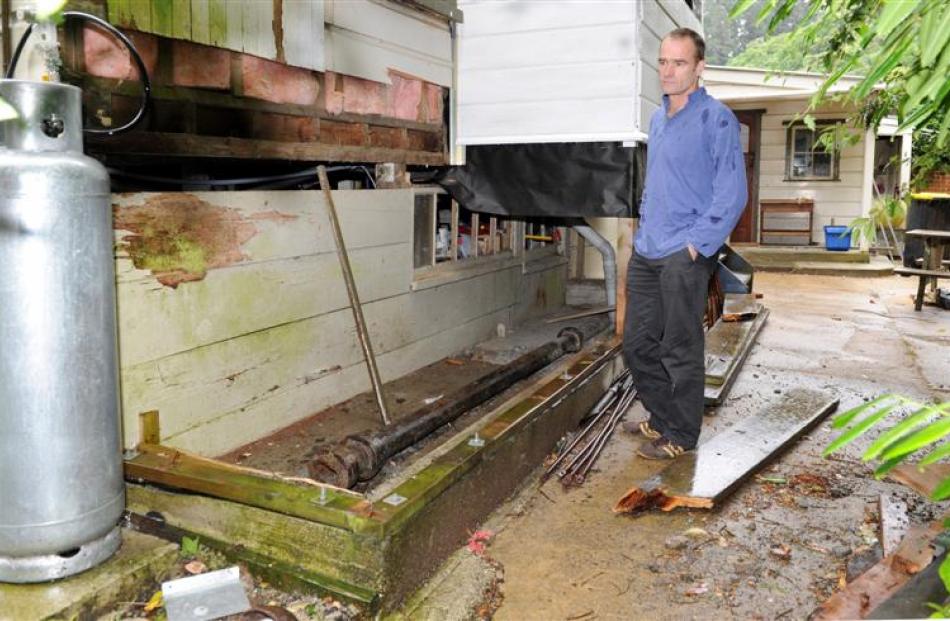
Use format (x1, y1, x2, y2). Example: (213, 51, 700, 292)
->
(622, 28, 747, 460)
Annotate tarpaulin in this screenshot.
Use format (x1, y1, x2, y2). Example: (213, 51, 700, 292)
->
(434, 142, 645, 219)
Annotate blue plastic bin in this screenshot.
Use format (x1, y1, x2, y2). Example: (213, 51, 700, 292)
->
(823, 225, 852, 251)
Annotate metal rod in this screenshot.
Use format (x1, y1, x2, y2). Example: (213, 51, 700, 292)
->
(540, 370, 630, 483)
(317, 166, 391, 426)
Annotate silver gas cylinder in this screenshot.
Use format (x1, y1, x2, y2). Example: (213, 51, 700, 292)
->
(0, 79, 123, 582)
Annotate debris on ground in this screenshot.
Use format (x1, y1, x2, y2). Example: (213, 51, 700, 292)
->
(467, 529, 495, 556)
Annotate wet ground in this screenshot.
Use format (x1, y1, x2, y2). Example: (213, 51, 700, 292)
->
(404, 272, 950, 620)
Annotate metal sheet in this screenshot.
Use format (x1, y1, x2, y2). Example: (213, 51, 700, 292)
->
(163, 566, 250, 621)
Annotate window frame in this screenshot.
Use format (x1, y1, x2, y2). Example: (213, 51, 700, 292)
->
(411, 187, 565, 289)
(783, 120, 843, 182)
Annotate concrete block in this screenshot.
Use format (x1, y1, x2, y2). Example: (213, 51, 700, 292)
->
(0, 529, 178, 620)
(172, 40, 230, 89)
(83, 26, 158, 81)
(241, 56, 319, 106)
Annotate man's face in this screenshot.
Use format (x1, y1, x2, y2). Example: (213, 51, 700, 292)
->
(658, 36, 704, 97)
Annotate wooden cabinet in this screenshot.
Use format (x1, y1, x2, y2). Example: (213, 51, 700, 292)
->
(760, 198, 814, 245)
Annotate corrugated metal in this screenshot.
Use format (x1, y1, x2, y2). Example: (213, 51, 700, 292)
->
(456, 0, 641, 145)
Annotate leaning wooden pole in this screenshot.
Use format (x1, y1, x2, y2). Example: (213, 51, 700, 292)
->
(317, 166, 392, 426)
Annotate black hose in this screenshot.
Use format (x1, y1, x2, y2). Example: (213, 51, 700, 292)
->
(4, 12, 151, 135)
(107, 165, 376, 189)
(4, 22, 34, 79)
(62, 11, 150, 135)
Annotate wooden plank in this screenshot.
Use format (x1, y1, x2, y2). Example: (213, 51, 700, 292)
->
(879, 494, 910, 557)
(704, 310, 769, 406)
(190, 0, 210, 44)
(136, 308, 509, 455)
(242, 0, 277, 59)
(208, 0, 228, 47)
(721, 294, 761, 322)
(888, 463, 950, 499)
(124, 484, 384, 598)
(150, 0, 173, 37)
(128, 0, 151, 31)
(139, 410, 161, 446)
(171, 0, 191, 40)
(704, 308, 769, 385)
(86, 132, 447, 165)
(283, 0, 326, 71)
(124, 444, 371, 530)
(110, 0, 131, 27)
(225, 0, 244, 51)
(613, 390, 838, 514)
(812, 519, 945, 620)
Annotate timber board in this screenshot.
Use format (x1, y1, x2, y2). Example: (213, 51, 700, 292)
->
(614, 389, 838, 514)
(704, 309, 770, 405)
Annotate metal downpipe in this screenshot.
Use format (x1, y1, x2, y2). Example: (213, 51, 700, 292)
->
(574, 223, 617, 322)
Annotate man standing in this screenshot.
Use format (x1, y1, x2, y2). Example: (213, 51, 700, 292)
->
(623, 28, 747, 460)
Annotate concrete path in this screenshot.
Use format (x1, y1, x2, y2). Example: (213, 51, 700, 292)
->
(403, 272, 950, 620)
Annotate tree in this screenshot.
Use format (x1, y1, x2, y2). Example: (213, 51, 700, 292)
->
(704, 0, 811, 65)
(730, 0, 950, 148)
(727, 28, 826, 71)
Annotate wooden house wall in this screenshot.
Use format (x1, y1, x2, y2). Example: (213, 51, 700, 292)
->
(113, 189, 565, 456)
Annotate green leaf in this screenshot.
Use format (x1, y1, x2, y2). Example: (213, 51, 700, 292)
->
(874, 0, 921, 42)
(824, 405, 897, 456)
(180, 535, 200, 557)
(921, 3, 948, 67)
(920, 442, 950, 466)
(881, 417, 950, 462)
(831, 394, 899, 429)
(728, 0, 761, 19)
(864, 406, 941, 460)
(931, 475, 950, 501)
(874, 455, 906, 478)
(0, 98, 17, 122)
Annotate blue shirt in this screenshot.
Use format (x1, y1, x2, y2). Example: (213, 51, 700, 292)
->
(634, 87, 747, 259)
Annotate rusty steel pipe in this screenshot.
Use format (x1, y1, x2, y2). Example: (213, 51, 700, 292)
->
(308, 322, 606, 488)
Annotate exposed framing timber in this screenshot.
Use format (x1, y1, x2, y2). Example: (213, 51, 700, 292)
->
(87, 131, 446, 164)
(614, 390, 838, 514)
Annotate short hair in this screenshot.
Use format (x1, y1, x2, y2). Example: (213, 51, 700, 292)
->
(664, 28, 705, 62)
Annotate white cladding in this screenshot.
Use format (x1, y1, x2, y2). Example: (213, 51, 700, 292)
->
(456, 0, 701, 145)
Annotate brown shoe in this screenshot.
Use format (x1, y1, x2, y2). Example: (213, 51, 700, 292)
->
(621, 419, 662, 440)
(636, 437, 687, 460)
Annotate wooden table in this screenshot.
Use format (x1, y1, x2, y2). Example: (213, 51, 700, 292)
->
(897, 229, 950, 310)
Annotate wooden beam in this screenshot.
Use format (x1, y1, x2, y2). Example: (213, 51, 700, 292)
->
(124, 444, 375, 532)
(812, 519, 945, 620)
(888, 463, 950, 499)
(87, 131, 447, 165)
(704, 309, 769, 405)
(613, 390, 838, 514)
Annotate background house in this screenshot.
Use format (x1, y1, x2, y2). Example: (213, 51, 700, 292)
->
(704, 65, 912, 248)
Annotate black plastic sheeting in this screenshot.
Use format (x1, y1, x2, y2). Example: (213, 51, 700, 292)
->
(433, 142, 645, 219)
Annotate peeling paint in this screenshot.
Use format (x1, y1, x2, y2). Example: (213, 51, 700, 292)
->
(114, 194, 258, 288)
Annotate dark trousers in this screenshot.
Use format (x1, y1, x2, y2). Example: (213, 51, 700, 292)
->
(622, 248, 716, 449)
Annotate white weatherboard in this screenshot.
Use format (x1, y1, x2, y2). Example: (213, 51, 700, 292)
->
(456, 0, 641, 145)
